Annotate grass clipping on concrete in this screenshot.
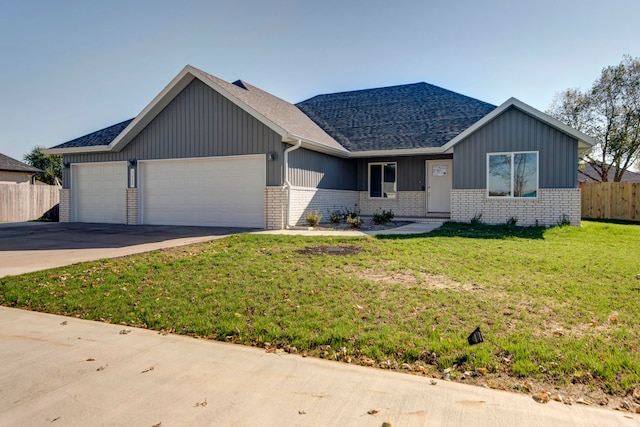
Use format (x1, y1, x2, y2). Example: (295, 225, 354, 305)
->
(2, 221, 640, 404)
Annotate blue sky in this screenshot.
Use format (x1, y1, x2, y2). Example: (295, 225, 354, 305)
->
(1, 0, 639, 162)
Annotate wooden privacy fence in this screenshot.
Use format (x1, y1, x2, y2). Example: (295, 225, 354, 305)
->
(0, 184, 60, 222)
(579, 182, 639, 222)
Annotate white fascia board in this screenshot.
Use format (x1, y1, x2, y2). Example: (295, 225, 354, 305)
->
(42, 145, 110, 155)
(441, 97, 599, 153)
(349, 147, 444, 158)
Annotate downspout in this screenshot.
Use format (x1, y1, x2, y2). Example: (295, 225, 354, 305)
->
(282, 139, 302, 228)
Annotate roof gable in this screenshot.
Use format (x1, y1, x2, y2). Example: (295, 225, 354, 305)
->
(296, 82, 497, 152)
(442, 98, 598, 153)
(0, 153, 41, 173)
(47, 66, 348, 156)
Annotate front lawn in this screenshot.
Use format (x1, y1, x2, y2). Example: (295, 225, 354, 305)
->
(2, 221, 639, 404)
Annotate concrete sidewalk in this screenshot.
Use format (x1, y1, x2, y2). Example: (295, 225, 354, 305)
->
(0, 307, 635, 427)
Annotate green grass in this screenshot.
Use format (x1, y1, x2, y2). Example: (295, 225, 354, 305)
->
(2, 221, 640, 396)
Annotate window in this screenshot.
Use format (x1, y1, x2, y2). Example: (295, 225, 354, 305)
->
(369, 162, 397, 198)
(487, 152, 538, 198)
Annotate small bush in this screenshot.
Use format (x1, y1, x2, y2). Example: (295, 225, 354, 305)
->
(373, 209, 395, 224)
(341, 206, 361, 221)
(506, 216, 518, 226)
(304, 210, 322, 227)
(328, 210, 342, 224)
(470, 213, 483, 225)
(557, 214, 571, 226)
(346, 214, 362, 229)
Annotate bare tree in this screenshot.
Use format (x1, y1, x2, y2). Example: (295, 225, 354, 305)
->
(547, 55, 640, 182)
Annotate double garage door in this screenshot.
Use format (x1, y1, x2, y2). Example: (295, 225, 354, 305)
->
(72, 156, 265, 227)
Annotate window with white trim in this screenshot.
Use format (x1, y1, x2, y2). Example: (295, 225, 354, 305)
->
(487, 152, 538, 198)
(369, 162, 397, 198)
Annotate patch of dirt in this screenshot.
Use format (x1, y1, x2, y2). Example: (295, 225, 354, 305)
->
(355, 268, 481, 291)
(297, 245, 365, 256)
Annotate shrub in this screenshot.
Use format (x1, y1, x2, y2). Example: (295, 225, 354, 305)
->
(346, 214, 362, 229)
(470, 213, 483, 225)
(373, 209, 395, 224)
(506, 216, 518, 226)
(557, 214, 571, 226)
(304, 210, 322, 227)
(328, 210, 342, 224)
(341, 206, 360, 221)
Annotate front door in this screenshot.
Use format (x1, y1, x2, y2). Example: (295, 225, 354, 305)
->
(426, 160, 452, 213)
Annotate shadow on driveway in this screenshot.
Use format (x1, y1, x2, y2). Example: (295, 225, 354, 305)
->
(0, 222, 255, 251)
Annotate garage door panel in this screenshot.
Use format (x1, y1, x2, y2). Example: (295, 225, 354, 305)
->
(74, 163, 127, 224)
(141, 156, 265, 228)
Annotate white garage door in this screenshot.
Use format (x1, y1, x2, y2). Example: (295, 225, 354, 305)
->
(140, 156, 265, 228)
(73, 162, 127, 224)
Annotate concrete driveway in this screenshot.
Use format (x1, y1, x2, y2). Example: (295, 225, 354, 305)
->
(0, 222, 253, 277)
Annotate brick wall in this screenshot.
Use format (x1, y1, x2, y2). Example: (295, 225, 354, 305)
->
(59, 189, 71, 222)
(265, 186, 286, 230)
(451, 188, 581, 226)
(289, 187, 359, 226)
(358, 191, 426, 217)
(126, 188, 138, 225)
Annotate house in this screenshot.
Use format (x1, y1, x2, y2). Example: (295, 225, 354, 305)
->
(578, 161, 640, 183)
(45, 65, 597, 228)
(0, 153, 41, 184)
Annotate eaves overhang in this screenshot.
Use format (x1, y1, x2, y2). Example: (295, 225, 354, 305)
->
(348, 147, 445, 158)
(285, 134, 350, 158)
(43, 145, 111, 155)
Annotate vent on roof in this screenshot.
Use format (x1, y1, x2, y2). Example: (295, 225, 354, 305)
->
(232, 80, 248, 90)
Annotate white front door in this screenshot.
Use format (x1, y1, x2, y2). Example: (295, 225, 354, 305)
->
(426, 160, 452, 213)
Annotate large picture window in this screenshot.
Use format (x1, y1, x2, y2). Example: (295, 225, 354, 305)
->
(369, 162, 397, 198)
(487, 152, 538, 198)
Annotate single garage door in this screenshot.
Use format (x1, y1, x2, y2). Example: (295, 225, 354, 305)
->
(140, 156, 265, 228)
(73, 162, 127, 224)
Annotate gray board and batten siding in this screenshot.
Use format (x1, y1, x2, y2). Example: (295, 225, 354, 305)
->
(452, 107, 579, 190)
(62, 79, 285, 188)
(287, 150, 456, 192)
(288, 148, 356, 190)
(354, 154, 453, 192)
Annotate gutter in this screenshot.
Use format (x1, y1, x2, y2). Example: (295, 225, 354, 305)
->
(282, 139, 302, 228)
(287, 133, 350, 158)
(43, 145, 110, 155)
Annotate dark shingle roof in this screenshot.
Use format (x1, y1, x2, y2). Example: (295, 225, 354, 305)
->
(50, 119, 133, 149)
(578, 162, 640, 182)
(295, 83, 496, 152)
(0, 152, 41, 173)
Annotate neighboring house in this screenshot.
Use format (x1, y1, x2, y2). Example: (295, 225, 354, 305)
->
(45, 65, 596, 228)
(0, 153, 41, 184)
(578, 161, 640, 183)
